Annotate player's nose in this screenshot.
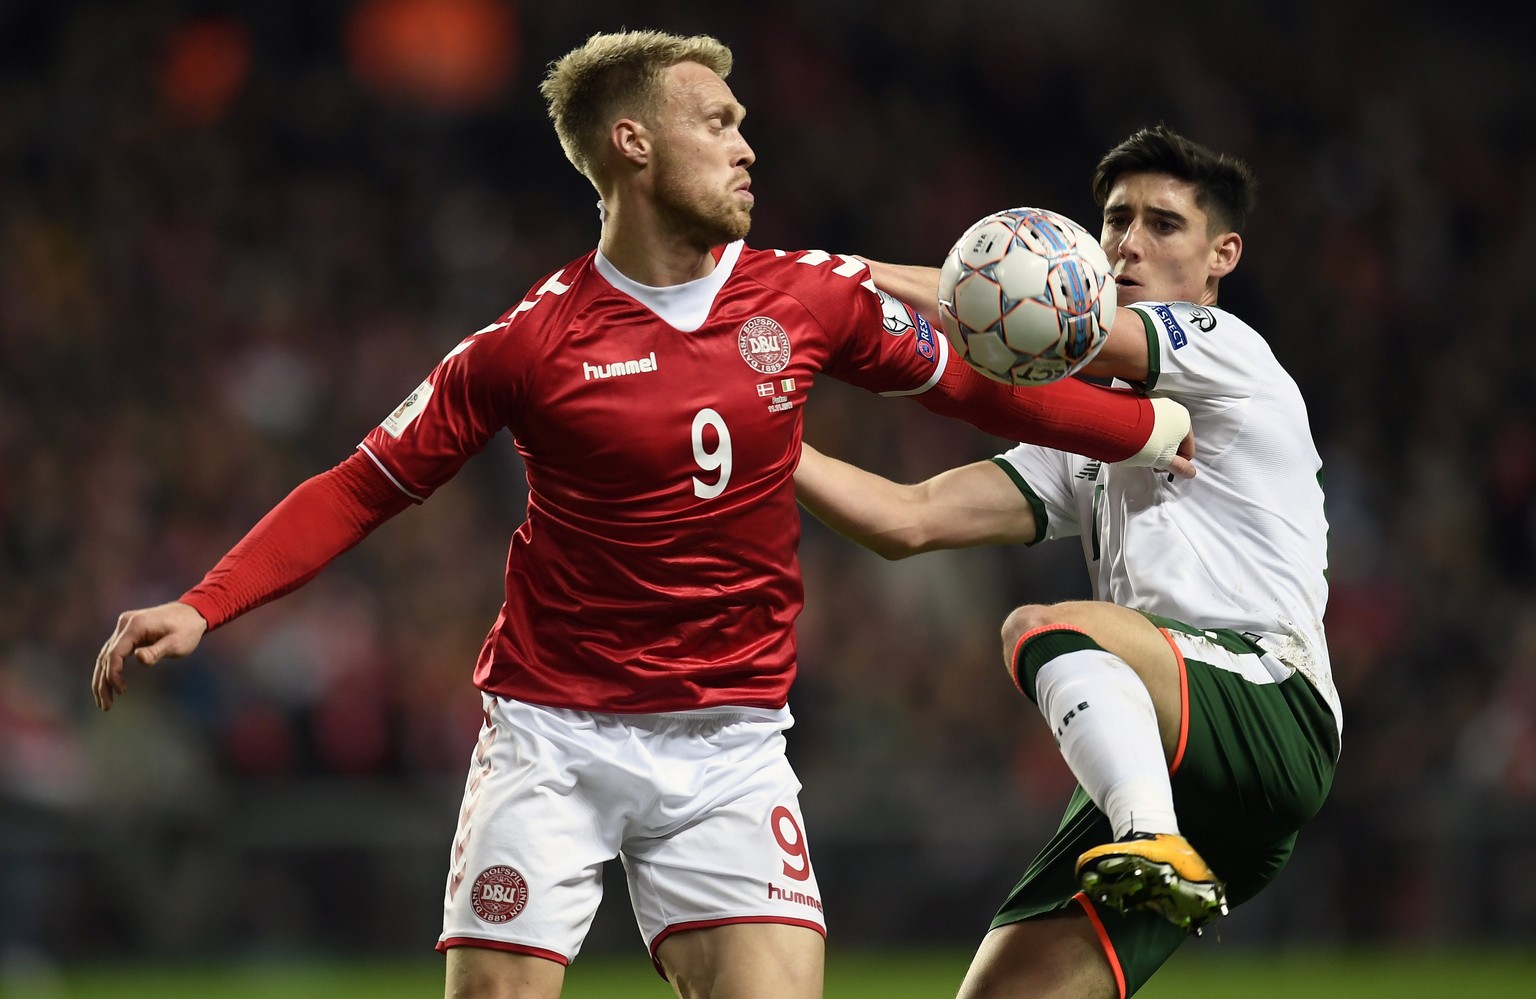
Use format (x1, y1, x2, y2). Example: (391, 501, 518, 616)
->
(734, 135, 755, 169)
(1117, 222, 1144, 259)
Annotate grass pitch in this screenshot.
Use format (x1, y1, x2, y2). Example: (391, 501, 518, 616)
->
(12, 948, 1535, 997)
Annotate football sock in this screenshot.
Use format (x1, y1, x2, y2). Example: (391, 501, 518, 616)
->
(1020, 630, 1179, 839)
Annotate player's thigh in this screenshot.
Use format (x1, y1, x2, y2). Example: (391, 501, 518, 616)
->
(1006, 600, 1183, 756)
(1170, 648, 1337, 905)
(441, 697, 623, 961)
(625, 710, 827, 952)
(957, 916, 1115, 999)
(1157, 624, 1336, 820)
(656, 921, 824, 999)
(444, 945, 565, 999)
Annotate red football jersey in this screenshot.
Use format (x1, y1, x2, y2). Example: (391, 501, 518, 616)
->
(360, 242, 946, 712)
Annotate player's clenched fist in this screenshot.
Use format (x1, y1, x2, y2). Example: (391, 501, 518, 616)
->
(92, 601, 208, 711)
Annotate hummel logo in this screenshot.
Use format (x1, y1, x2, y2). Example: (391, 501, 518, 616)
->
(1075, 460, 1102, 480)
(584, 351, 658, 381)
(768, 883, 823, 912)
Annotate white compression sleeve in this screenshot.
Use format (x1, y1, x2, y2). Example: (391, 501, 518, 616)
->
(1034, 650, 1180, 838)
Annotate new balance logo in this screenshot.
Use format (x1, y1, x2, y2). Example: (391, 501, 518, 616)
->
(584, 351, 658, 381)
(1075, 460, 1102, 480)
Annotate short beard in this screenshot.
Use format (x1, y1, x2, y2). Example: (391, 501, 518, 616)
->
(662, 197, 751, 247)
(654, 170, 751, 247)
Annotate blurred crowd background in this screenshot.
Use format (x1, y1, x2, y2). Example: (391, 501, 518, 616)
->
(4, 0, 1535, 981)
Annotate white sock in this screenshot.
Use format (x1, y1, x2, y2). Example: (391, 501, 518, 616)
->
(1034, 650, 1179, 839)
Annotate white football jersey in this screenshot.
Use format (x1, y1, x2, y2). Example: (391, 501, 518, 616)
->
(995, 302, 1339, 734)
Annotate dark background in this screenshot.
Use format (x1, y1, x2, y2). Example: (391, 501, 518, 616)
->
(3, 0, 1534, 975)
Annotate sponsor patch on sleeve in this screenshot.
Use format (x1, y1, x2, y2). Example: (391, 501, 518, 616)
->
(381, 379, 433, 439)
(876, 289, 914, 336)
(875, 289, 937, 362)
(1151, 303, 1189, 350)
(912, 312, 936, 360)
(1187, 306, 1217, 331)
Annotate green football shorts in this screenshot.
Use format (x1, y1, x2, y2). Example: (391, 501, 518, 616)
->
(991, 616, 1340, 997)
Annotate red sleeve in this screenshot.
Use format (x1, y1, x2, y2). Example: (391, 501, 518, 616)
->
(916, 361, 1153, 462)
(180, 451, 414, 630)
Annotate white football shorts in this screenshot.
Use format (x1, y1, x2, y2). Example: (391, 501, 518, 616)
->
(437, 693, 826, 966)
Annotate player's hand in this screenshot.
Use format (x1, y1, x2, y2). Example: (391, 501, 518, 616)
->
(1163, 428, 1197, 480)
(1122, 396, 1196, 478)
(92, 601, 208, 711)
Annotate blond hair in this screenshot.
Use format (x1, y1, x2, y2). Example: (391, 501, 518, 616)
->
(540, 30, 733, 189)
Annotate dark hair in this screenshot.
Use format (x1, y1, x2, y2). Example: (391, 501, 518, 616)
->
(1091, 125, 1257, 234)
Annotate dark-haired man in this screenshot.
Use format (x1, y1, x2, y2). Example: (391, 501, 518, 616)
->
(798, 125, 1338, 998)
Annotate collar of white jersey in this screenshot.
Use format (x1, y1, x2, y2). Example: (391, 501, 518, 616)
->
(592, 241, 744, 332)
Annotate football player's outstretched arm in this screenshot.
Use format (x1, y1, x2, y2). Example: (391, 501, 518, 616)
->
(1076, 306, 1154, 383)
(91, 451, 412, 711)
(795, 443, 1037, 560)
(858, 259, 941, 323)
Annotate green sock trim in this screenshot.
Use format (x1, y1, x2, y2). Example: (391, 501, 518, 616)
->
(1013, 628, 1102, 704)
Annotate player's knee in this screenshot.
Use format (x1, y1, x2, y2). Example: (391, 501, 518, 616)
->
(1001, 603, 1075, 662)
(1000, 604, 1051, 654)
(1002, 606, 1096, 704)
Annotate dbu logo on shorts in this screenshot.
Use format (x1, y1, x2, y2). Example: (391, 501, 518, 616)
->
(471, 865, 529, 923)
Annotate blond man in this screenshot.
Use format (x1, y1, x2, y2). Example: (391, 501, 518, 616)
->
(94, 33, 1192, 998)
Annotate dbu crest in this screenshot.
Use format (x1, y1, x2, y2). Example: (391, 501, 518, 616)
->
(738, 316, 792, 374)
(471, 865, 529, 924)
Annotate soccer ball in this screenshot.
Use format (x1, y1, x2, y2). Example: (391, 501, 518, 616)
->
(937, 207, 1117, 385)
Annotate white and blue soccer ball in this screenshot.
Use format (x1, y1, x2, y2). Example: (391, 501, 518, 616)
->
(937, 206, 1117, 385)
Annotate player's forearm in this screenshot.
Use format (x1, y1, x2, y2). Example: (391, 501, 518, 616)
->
(862, 259, 942, 324)
(180, 451, 412, 629)
(1076, 306, 1153, 383)
(796, 445, 1033, 557)
(795, 444, 933, 560)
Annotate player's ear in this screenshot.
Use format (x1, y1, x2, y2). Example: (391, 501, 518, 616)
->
(1210, 231, 1241, 279)
(611, 118, 650, 169)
